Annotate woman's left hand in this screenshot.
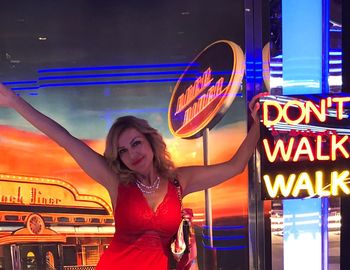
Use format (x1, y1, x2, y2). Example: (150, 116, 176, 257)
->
(249, 92, 268, 124)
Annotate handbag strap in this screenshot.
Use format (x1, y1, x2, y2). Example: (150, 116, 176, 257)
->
(173, 178, 183, 210)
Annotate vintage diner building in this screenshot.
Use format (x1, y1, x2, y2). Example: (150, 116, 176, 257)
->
(0, 174, 114, 269)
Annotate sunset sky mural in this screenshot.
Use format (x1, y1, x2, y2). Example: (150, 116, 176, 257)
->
(0, 119, 248, 220)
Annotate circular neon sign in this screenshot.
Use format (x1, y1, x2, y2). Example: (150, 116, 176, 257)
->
(168, 40, 245, 138)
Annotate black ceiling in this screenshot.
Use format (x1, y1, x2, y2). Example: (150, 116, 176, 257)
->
(0, 0, 245, 81)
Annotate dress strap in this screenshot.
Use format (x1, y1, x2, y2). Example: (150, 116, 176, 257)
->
(173, 178, 183, 209)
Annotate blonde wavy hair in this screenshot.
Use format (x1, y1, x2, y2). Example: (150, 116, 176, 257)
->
(104, 116, 176, 184)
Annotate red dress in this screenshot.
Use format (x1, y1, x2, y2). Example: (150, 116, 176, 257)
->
(95, 181, 181, 270)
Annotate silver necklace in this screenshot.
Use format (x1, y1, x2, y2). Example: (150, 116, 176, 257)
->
(136, 176, 160, 194)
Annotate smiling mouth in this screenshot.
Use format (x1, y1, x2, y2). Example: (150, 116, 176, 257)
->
(132, 157, 144, 166)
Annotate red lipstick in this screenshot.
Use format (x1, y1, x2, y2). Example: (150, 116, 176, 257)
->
(132, 157, 144, 166)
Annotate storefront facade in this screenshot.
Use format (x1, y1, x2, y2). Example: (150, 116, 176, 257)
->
(0, 174, 114, 269)
(0, 0, 345, 269)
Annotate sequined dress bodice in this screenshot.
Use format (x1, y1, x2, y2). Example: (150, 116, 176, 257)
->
(95, 181, 181, 270)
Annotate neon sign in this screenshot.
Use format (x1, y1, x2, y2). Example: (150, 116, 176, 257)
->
(260, 96, 350, 199)
(168, 40, 245, 138)
(263, 134, 349, 162)
(263, 97, 350, 127)
(263, 170, 350, 198)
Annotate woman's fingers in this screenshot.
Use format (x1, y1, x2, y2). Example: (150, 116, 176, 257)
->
(249, 92, 268, 112)
(249, 92, 269, 122)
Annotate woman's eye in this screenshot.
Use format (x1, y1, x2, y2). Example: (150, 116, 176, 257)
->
(118, 149, 127, 155)
(132, 140, 141, 147)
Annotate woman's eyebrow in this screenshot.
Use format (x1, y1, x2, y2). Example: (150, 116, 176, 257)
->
(130, 136, 142, 144)
(118, 136, 142, 149)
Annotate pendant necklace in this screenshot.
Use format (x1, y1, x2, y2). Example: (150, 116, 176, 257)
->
(136, 176, 160, 194)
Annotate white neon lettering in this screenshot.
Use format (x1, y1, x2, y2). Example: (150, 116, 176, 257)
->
(264, 170, 350, 198)
(291, 172, 315, 197)
(315, 171, 331, 196)
(331, 170, 350, 196)
(263, 174, 296, 198)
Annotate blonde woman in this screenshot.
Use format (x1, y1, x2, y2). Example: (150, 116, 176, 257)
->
(0, 83, 261, 270)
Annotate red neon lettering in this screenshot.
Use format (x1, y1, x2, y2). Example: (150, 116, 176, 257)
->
(176, 94, 185, 113)
(175, 67, 213, 114)
(331, 135, 349, 160)
(262, 100, 283, 127)
(263, 138, 295, 162)
(316, 135, 330, 161)
(289, 129, 336, 138)
(332, 97, 350, 120)
(305, 99, 327, 123)
(264, 134, 350, 163)
(181, 77, 224, 127)
(293, 137, 314, 162)
(262, 97, 350, 126)
(283, 100, 306, 125)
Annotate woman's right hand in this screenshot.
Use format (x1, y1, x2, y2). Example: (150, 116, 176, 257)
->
(0, 83, 19, 108)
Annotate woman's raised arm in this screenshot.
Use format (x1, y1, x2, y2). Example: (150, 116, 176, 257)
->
(176, 93, 265, 196)
(0, 84, 117, 189)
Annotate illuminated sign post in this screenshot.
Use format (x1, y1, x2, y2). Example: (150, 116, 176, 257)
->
(168, 40, 245, 269)
(260, 95, 350, 200)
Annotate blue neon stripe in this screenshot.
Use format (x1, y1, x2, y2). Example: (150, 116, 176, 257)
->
(202, 235, 245, 240)
(10, 77, 242, 91)
(104, 107, 168, 114)
(38, 70, 200, 81)
(202, 225, 245, 230)
(246, 68, 263, 71)
(37, 70, 239, 81)
(11, 86, 40, 91)
(202, 244, 246, 250)
(37, 78, 190, 87)
(10, 78, 194, 91)
(3, 80, 37, 85)
(246, 61, 263, 65)
(38, 63, 199, 73)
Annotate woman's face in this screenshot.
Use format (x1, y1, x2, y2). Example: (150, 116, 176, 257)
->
(117, 127, 154, 176)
